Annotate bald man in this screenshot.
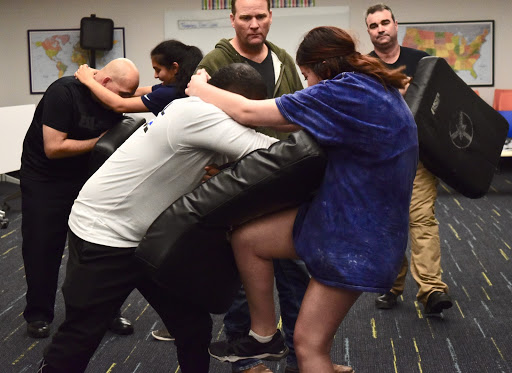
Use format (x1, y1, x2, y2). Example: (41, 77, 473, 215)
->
(20, 58, 139, 339)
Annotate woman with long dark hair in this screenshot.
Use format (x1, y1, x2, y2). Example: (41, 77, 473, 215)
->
(186, 26, 418, 372)
(75, 39, 202, 115)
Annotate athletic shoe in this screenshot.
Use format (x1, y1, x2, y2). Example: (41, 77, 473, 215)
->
(151, 328, 175, 341)
(375, 292, 398, 309)
(209, 331, 288, 362)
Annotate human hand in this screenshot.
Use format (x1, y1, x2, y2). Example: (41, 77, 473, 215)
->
(74, 64, 97, 85)
(202, 163, 221, 183)
(185, 69, 210, 97)
(399, 77, 412, 96)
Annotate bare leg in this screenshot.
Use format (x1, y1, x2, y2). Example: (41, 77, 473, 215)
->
(230, 208, 300, 337)
(294, 279, 360, 373)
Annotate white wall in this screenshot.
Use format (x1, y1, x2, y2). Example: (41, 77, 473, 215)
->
(1, 0, 511, 107)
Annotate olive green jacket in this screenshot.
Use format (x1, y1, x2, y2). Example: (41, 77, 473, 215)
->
(197, 38, 304, 139)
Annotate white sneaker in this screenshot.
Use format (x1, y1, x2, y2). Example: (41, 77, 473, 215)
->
(151, 328, 174, 341)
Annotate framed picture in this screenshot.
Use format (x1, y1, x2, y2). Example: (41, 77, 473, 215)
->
(27, 28, 126, 94)
(397, 20, 494, 87)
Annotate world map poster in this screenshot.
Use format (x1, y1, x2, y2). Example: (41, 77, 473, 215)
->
(28, 28, 125, 93)
(397, 21, 494, 86)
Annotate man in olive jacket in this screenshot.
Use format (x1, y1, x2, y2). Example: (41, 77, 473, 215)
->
(196, 0, 304, 141)
(166, 1, 311, 373)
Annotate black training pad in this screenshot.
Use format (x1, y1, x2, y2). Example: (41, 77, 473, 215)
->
(135, 130, 327, 314)
(404, 56, 508, 198)
(88, 115, 146, 175)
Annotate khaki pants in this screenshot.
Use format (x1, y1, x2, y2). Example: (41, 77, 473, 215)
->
(390, 161, 449, 305)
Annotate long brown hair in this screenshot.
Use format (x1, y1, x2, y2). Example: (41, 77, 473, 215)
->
(296, 26, 407, 89)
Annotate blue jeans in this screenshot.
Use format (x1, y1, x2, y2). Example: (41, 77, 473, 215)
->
(224, 259, 310, 372)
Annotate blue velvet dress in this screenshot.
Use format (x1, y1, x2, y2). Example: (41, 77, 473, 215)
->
(275, 72, 418, 293)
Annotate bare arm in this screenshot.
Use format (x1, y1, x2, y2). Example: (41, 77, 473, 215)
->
(74, 65, 148, 113)
(42, 125, 103, 159)
(185, 69, 301, 131)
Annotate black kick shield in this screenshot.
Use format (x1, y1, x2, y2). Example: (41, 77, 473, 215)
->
(404, 56, 508, 198)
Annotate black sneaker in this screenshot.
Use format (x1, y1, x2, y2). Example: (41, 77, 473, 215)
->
(208, 331, 289, 362)
(424, 291, 453, 315)
(375, 292, 398, 309)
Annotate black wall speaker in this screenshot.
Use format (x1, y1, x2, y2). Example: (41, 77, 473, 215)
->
(80, 15, 114, 50)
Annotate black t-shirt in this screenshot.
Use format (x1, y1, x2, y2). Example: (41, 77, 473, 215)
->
(243, 49, 275, 98)
(21, 76, 123, 182)
(369, 46, 429, 77)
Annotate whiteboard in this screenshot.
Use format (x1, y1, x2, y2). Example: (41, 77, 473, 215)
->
(164, 6, 350, 81)
(0, 104, 35, 175)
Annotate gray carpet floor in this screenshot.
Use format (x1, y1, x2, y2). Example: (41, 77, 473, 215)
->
(1, 160, 512, 372)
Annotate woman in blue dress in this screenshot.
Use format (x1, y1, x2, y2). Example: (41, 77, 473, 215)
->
(75, 40, 202, 115)
(186, 26, 418, 372)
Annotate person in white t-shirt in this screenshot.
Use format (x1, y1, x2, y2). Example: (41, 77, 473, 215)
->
(38, 63, 277, 373)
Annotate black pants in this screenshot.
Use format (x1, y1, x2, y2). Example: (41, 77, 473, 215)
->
(43, 231, 212, 373)
(21, 176, 82, 323)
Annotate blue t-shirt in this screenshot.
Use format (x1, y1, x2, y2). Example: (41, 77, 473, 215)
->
(276, 72, 418, 293)
(141, 84, 185, 116)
